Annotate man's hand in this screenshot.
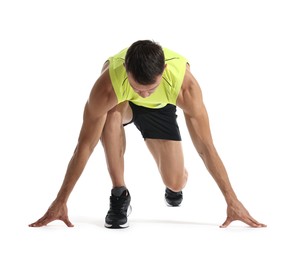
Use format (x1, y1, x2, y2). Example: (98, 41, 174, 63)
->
(29, 201, 74, 227)
(220, 200, 266, 228)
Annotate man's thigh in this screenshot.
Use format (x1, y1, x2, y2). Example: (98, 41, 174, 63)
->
(145, 139, 186, 188)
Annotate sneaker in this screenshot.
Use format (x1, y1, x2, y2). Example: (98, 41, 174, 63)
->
(105, 187, 132, 229)
(165, 187, 183, 207)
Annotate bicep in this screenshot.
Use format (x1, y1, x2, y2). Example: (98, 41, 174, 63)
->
(177, 70, 214, 152)
(76, 102, 107, 151)
(77, 70, 118, 149)
(184, 106, 214, 151)
(86, 69, 118, 119)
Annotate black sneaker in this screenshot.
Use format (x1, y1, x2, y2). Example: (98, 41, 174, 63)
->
(105, 187, 132, 229)
(165, 187, 183, 207)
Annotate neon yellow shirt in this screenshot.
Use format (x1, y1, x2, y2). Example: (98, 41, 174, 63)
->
(108, 47, 188, 109)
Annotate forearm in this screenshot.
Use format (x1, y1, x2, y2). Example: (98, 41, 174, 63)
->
(55, 144, 93, 203)
(184, 114, 238, 205)
(54, 101, 109, 203)
(199, 146, 238, 204)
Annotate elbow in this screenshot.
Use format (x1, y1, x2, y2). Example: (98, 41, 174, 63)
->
(74, 141, 96, 156)
(197, 150, 209, 164)
(196, 142, 216, 161)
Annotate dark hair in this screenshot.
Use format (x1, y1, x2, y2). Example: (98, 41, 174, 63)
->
(125, 40, 165, 85)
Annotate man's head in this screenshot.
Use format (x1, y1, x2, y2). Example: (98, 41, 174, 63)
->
(125, 40, 165, 98)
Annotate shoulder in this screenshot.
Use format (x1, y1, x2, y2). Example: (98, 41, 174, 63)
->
(176, 64, 204, 115)
(163, 48, 188, 61)
(87, 66, 118, 116)
(178, 64, 201, 100)
(92, 66, 114, 98)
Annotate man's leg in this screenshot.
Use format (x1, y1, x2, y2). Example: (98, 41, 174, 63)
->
(101, 101, 132, 187)
(145, 139, 188, 205)
(101, 101, 133, 228)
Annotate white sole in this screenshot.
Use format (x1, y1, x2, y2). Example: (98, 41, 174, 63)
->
(105, 205, 132, 229)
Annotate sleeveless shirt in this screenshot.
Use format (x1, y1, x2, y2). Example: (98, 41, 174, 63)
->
(108, 47, 188, 109)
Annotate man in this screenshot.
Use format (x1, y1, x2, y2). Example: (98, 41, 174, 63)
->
(29, 40, 266, 229)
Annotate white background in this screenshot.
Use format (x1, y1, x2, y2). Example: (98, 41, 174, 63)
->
(1, 0, 287, 259)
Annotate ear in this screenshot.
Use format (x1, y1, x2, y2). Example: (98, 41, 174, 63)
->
(164, 64, 167, 69)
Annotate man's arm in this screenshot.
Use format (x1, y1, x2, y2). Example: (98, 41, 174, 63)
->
(177, 65, 266, 228)
(29, 67, 118, 227)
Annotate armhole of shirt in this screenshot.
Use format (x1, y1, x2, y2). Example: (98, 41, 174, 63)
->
(170, 60, 188, 105)
(108, 57, 123, 104)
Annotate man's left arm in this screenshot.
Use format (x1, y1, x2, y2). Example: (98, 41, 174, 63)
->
(177, 66, 266, 228)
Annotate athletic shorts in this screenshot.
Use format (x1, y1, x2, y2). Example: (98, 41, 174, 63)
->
(124, 101, 182, 141)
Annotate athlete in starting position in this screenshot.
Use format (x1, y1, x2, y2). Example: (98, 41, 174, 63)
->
(29, 40, 266, 229)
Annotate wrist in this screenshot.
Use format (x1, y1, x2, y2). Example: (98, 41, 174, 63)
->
(224, 191, 238, 205)
(55, 192, 69, 204)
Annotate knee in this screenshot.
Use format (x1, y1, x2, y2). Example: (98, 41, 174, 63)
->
(164, 170, 188, 192)
(104, 109, 122, 130)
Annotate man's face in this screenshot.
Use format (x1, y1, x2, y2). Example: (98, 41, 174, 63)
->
(127, 72, 162, 98)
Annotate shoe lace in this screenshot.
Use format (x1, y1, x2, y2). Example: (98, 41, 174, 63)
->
(109, 196, 127, 214)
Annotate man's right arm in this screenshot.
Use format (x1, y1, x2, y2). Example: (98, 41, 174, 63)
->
(29, 68, 118, 227)
(54, 66, 117, 204)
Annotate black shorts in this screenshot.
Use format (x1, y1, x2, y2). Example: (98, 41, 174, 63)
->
(124, 101, 181, 141)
